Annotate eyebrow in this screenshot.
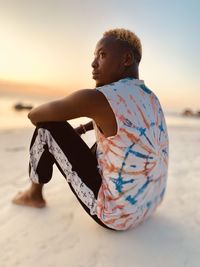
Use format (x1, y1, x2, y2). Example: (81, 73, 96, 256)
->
(94, 47, 104, 55)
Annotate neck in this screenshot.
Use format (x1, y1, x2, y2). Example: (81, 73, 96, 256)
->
(121, 65, 139, 80)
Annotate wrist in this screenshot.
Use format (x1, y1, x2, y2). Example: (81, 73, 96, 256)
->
(80, 124, 87, 134)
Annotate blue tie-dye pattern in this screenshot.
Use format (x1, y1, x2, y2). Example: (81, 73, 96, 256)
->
(130, 164, 136, 168)
(94, 78, 168, 229)
(158, 121, 165, 141)
(122, 118, 155, 148)
(160, 188, 166, 199)
(146, 201, 152, 209)
(124, 118, 133, 127)
(137, 127, 155, 148)
(129, 149, 153, 160)
(120, 77, 134, 83)
(126, 177, 152, 205)
(121, 79, 129, 83)
(143, 103, 146, 109)
(110, 144, 136, 193)
(150, 121, 156, 139)
(126, 195, 137, 205)
(111, 177, 134, 193)
(159, 121, 164, 132)
(138, 127, 146, 136)
(139, 84, 152, 94)
(162, 148, 168, 156)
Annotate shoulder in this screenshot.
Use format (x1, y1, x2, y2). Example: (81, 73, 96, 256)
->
(61, 88, 112, 119)
(66, 88, 108, 105)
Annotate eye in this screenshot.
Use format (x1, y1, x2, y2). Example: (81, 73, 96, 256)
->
(99, 51, 106, 58)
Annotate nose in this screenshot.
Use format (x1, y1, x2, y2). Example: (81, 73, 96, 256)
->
(91, 57, 98, 69)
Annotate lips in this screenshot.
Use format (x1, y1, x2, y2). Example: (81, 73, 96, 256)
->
(92, 71, 99, 75)
(92, 71, 99, 79)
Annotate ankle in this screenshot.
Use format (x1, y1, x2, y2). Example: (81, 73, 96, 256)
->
(29, 183, 44, 198)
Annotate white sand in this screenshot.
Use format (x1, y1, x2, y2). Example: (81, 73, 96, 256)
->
(0, 123, 200, 267)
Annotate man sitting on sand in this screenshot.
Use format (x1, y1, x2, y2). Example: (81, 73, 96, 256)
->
(13, 28, 169, 231)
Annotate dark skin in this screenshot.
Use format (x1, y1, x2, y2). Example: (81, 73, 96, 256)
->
(28, 36, 139, 137)
(12, 35, 139, 208)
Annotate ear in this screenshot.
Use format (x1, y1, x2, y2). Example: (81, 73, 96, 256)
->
(123, 51, 134, 67)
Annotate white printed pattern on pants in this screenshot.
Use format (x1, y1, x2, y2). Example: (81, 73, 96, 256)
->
(29, 128, 97, 215)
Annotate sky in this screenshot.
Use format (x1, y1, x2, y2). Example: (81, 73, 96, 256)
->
(0, 0, 199, 111)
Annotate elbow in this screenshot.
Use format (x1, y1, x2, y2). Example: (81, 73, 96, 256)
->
(27, 111, 31, 120)
(27, 109, 34, 120)
(27, 109, 37, 126)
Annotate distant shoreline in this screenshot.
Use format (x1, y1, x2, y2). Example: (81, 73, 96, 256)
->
(0, 80, 198, 116)
(0, 79, 74, 99)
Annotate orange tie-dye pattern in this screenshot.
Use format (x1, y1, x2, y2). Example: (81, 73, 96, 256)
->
(93, 78, 168, 230)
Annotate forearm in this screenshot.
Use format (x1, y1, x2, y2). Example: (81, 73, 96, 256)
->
(27, 89, 104, 126)
(28, 100, 66, 125)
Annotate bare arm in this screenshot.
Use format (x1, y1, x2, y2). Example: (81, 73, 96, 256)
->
(28, 89, 104, 126)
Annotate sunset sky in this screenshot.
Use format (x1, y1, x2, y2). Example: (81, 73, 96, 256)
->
(0, 0, 199, 111)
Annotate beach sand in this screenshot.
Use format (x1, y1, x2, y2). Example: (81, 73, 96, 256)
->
(0, 124, 200, 267)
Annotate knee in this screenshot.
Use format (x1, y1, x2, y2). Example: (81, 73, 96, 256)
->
(36, 121, 75, 135)
(37, 121, 68, 129)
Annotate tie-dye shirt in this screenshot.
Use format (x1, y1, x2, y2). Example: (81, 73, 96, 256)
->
(93, 77, 169, 230)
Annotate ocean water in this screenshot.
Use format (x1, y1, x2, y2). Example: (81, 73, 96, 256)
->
(0, 92, 200, 130)
(0, 93, 90, 130)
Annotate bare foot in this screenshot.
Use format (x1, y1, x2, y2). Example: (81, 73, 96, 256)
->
(12, 189, 46, 208)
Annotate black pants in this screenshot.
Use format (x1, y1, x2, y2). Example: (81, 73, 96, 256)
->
(29, 121, 112, 230)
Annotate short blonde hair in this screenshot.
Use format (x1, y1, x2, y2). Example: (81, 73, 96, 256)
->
(103, 28, 142, 64)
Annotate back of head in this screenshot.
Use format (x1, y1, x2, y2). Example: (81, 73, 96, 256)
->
(103, 28, 142, 65)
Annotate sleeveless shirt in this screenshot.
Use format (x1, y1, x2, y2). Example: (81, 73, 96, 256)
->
(93, 77, 169, 230)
